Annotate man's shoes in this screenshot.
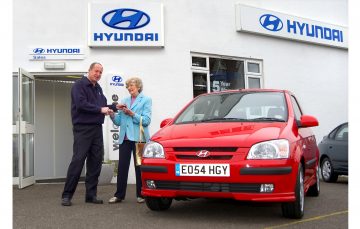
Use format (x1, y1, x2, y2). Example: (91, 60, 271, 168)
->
(137, 197, 145, 203)
(108, 196, 122, 204)
(85, 196, 103, 204)
(61, 197, 72, 206)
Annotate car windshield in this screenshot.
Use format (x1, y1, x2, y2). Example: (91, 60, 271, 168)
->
(174, 92, 288, 124)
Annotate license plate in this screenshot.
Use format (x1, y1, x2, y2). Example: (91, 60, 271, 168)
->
(175, 164, 230, 177)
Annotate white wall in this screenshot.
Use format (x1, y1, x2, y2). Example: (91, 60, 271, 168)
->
(14, 0, 348, 181)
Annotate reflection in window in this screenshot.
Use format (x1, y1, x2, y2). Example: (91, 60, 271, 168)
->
(193, 73, 207, 97)
(210, 58, 245, 92)
(192, 57, 207, 68)
(247, 62, 260, 73)
(335, 124, 348, 141)
(248, 77, 261, 88)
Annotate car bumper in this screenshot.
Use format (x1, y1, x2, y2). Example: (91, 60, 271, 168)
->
(140, 160, 297, 202)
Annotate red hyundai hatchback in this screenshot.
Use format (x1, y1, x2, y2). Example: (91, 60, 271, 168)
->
(141, 89, 320, 218)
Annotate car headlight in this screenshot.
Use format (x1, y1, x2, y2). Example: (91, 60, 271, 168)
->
(247, 139, 289, 159)
(142, 141, 165, 159)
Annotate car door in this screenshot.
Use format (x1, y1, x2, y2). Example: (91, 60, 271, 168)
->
(290, 95, 316, 180)
(327, 123, 348, 173)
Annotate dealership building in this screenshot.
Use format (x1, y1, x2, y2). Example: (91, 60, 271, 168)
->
(13, 0, 348, 188)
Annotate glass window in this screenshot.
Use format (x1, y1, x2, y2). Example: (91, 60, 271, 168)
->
(248, 77, 261, 88)
(192, 57, 207, 68)
(329, 127, 338, 139)
(291, 96, 302, 121)
(209, 58, 245, 92)
(247, 62, 260, 73)
(22, 76, 34, 124)
(175, 92, 287, 124)
(13, 75, 18, 125)
(192, 72, 207, 97)
(335, 124, 348, 141)
(13, 134, 19, 177)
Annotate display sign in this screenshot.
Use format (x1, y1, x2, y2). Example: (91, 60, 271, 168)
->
(105, 73, 128, 160)
(88, 2, 164, 47)
(235, 4, 348, 49)
(29, 46, 85, 60)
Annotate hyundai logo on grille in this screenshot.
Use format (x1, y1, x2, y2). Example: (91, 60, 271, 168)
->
(33, 48, 45, 54)
(196, 150, 210, 158)
(259, 14, 283, 32)
(102, 8, 150, 30)
(112, 75, 123, 82)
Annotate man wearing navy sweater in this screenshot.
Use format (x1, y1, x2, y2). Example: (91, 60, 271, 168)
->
(61, 62, 112, 206)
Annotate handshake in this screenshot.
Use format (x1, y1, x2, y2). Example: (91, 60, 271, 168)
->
(101, 103, 134, 117)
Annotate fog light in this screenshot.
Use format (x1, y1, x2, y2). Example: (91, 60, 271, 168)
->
(146, 180, 156, 189)
(260, 184, 274, 193)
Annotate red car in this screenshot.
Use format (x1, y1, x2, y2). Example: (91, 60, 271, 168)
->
(141, 89, 320, 219)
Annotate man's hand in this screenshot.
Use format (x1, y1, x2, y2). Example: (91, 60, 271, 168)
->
(101, 107, 110, 115)
(107, 109, 115, 117)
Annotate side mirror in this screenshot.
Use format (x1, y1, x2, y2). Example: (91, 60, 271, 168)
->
(160, 118, 173, 128)
(300, 115, 319, 128)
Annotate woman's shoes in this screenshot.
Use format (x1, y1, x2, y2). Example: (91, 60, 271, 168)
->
(108, 196, 122, 204)
(137, 197, 145, 203)
(108, 196, 144, 203)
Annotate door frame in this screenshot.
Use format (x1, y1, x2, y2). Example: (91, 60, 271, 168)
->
(17, 68, 36, 188)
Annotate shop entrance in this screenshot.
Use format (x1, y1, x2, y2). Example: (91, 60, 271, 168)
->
(34, 74, 85, 182)
(13, 71, 86, 187)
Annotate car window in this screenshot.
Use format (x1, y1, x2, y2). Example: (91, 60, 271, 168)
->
(328, 127, 338, 139)
(174, 92, 288, 124)
(290, 96, 302, 121)
(335, 124, 348, 141)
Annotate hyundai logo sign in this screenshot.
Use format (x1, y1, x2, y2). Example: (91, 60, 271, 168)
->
(33, 48, 45, 54)
(259, 14, 283, 32)
(196, 150, 210, 158)
(102, 8, 150, 30)
(110, 75, 124, 87)
(112, 75, 123, 82)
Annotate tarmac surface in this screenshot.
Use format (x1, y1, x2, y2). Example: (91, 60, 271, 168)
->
(13, 177, 348, 229)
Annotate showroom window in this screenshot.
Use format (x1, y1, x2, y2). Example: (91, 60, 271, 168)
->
(191, 53, 263, 97)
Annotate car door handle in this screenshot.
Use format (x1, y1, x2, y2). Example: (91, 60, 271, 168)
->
(329, 146, 333, 149)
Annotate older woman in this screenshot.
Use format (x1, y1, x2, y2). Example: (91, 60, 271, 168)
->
(109, 77, 152, 203)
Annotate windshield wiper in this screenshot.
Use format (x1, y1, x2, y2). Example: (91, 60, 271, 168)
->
(199, 118, 249, 122)
(247, 117, 285, 122)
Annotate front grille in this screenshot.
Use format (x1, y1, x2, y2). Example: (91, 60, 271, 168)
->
(154, 181, 261, 193)
(176, 155, 232, 160)
(173, 147, 237, 152)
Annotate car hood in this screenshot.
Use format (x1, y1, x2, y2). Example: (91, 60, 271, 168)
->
(151, 122, 287, 148)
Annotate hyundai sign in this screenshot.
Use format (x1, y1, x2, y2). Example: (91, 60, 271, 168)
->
(88, 3, 164, 47)
(29, 46, 85, 60)
(236, 4, 348, 49)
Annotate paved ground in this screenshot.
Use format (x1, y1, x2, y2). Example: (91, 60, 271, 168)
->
(13, 177, 348, 229)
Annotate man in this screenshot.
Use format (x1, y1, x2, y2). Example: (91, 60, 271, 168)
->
(61, 62, 111, 206)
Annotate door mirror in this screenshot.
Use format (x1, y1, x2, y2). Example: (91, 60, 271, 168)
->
(300, 115, 319, 128)
(160, 118, 173, 128)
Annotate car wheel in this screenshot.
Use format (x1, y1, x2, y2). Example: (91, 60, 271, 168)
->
(281, 164, 304, 219)
(307, 165, 320, 197)
(321, 158, 338, 182)
(145, 197, 172, 211)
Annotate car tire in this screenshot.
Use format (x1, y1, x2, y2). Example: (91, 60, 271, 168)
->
(145, 197, 172, 211)
(281, 164, 304, 219)
(321, 157, 338, 183)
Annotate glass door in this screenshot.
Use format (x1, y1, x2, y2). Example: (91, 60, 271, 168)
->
(14, 68, 35, 188)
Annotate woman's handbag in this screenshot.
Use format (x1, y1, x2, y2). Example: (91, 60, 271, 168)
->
(135, 117, 145, 166)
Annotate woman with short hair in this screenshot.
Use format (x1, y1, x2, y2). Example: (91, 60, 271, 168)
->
(109, 77, 152, 203)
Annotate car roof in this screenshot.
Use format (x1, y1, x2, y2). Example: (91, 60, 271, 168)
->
(202, 89, 292, 95)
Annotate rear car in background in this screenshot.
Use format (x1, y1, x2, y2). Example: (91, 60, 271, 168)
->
(141, 89, 320, 219)
(318, 122, 348, 182)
